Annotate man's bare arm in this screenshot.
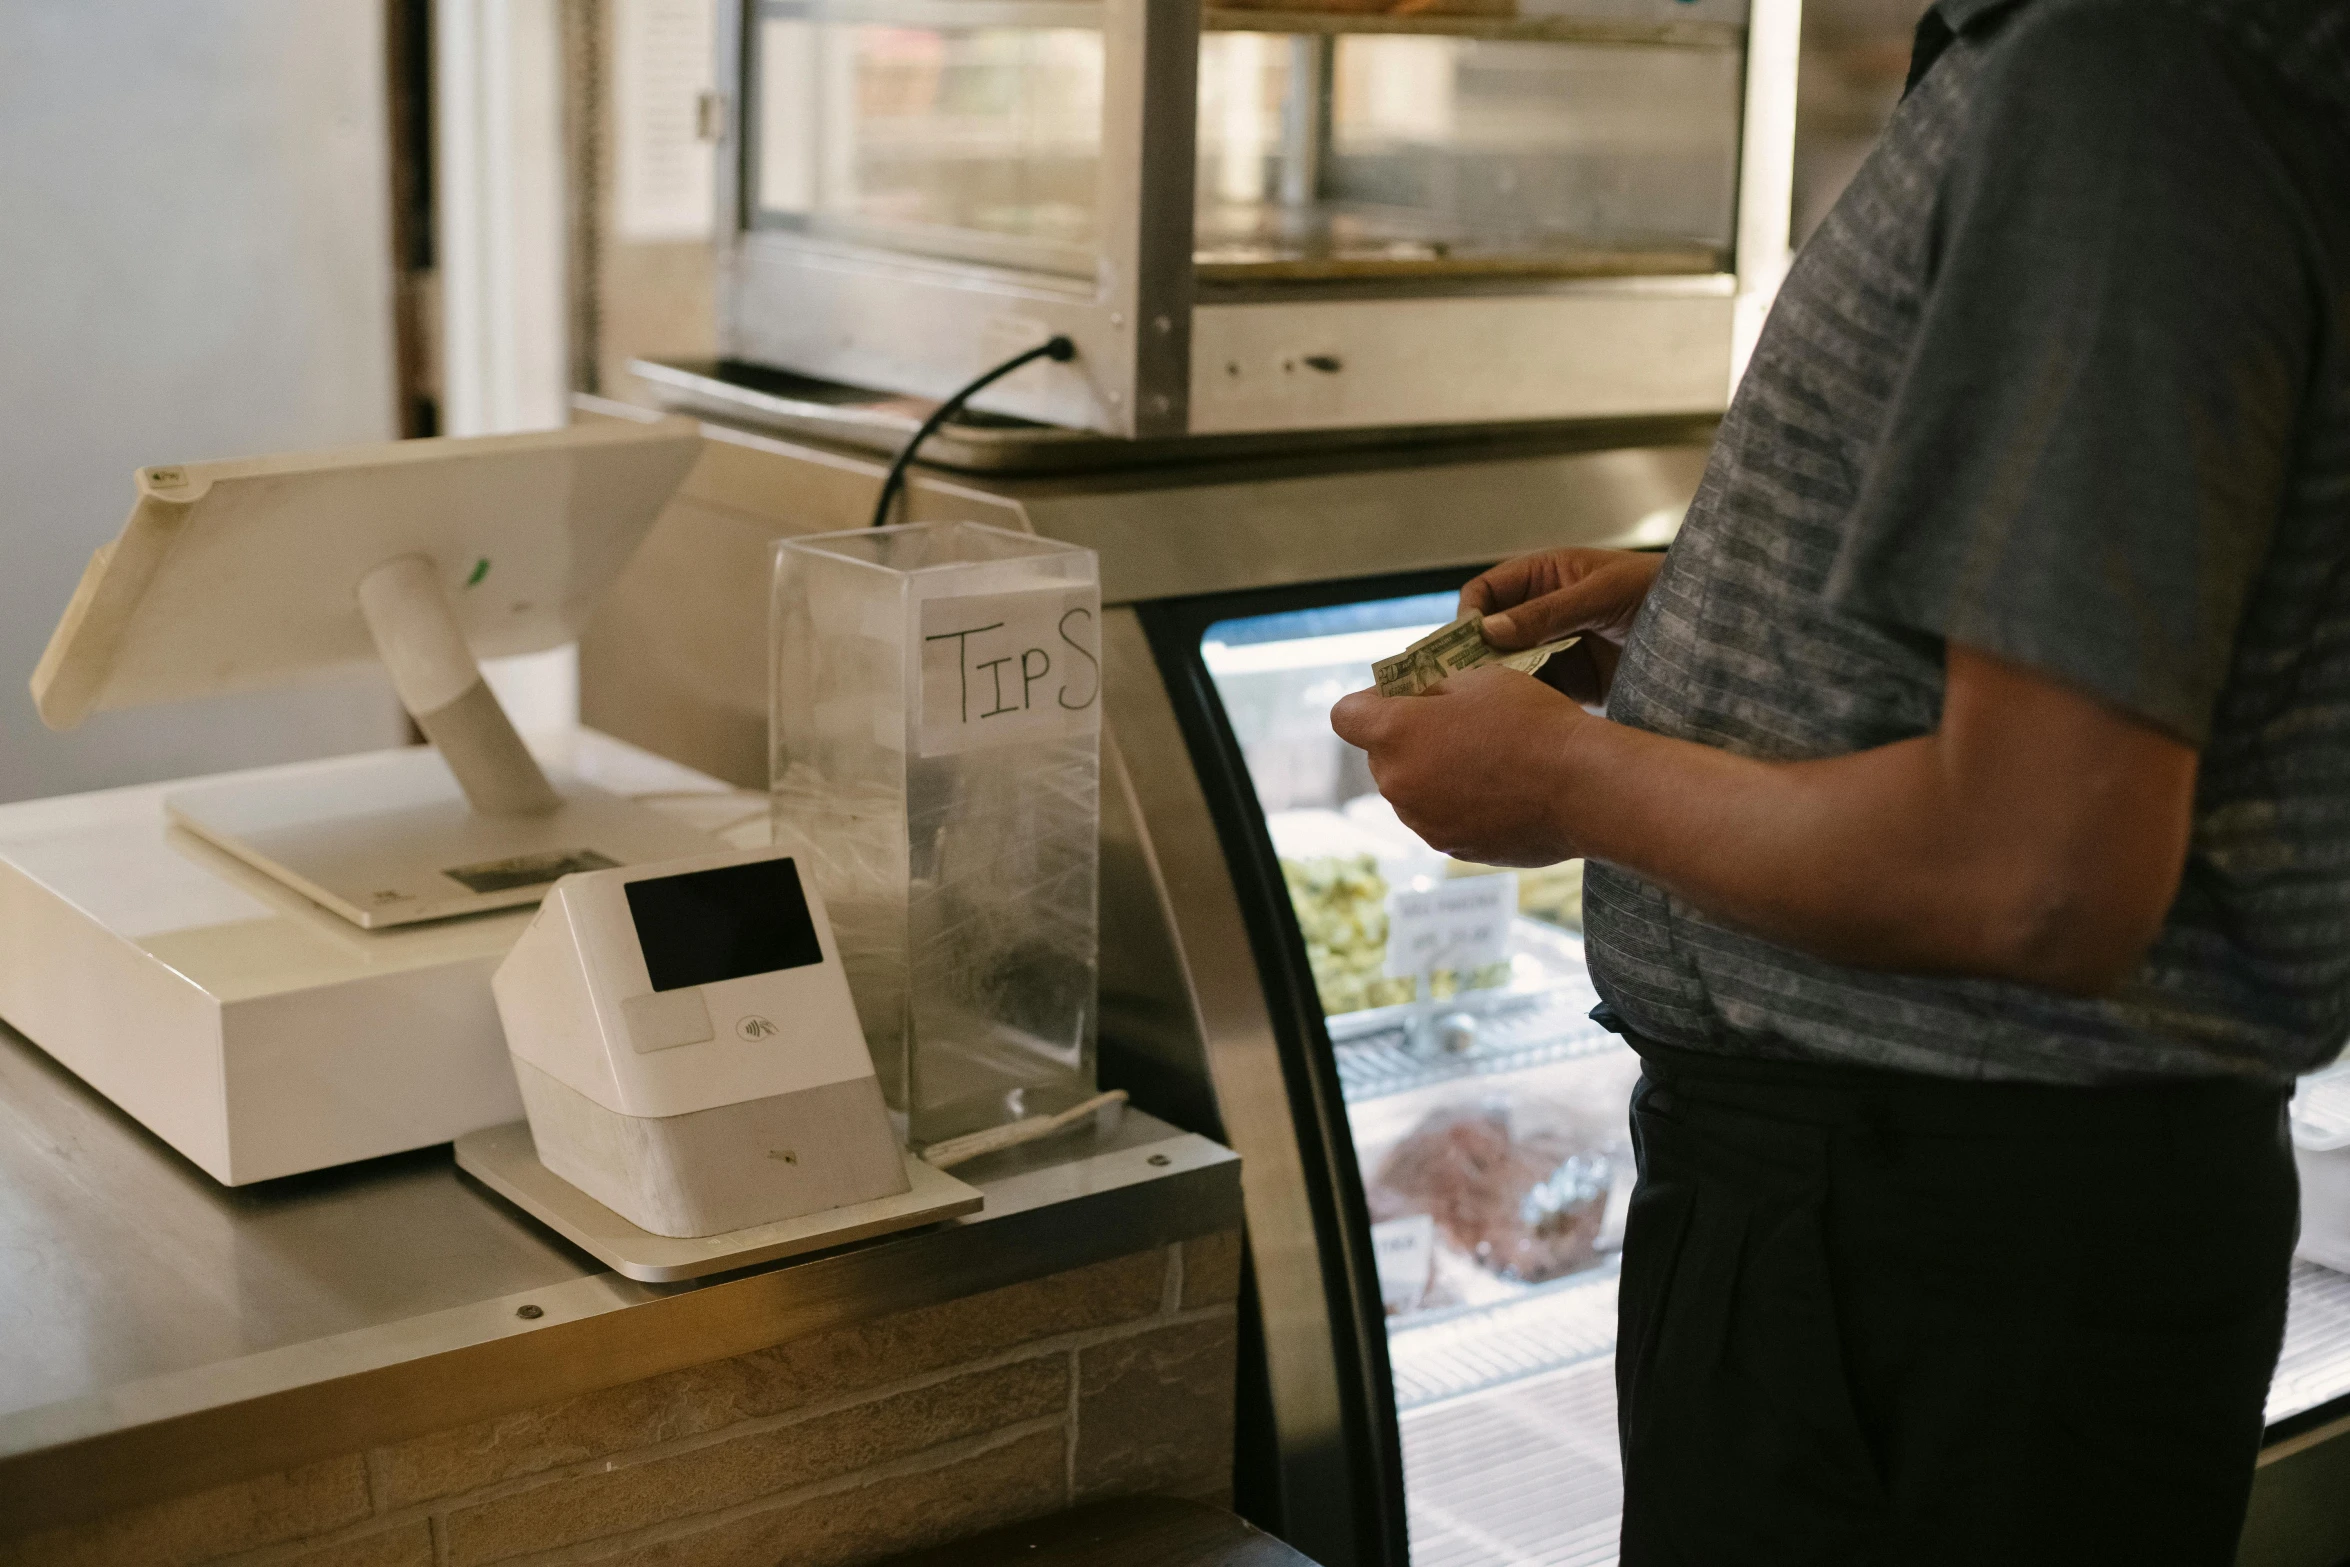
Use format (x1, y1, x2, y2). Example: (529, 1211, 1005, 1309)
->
(1331, 643, 2198, 994)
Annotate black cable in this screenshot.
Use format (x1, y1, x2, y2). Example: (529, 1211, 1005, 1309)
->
(869, 336, 1077, 528)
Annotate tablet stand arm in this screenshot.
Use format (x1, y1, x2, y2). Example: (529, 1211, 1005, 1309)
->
(357, 556, 561, 817)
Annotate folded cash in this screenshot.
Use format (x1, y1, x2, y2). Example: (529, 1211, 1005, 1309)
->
(1373, 612, 1582, 698)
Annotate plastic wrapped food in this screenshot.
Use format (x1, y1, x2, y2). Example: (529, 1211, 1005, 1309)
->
(1282, 852, 1514, 1017)
(1283, 853, 1414, 1015)
(1368, 1098, 1612, 1283)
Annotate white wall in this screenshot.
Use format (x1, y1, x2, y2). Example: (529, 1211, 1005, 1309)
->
(0, 1, 411, 803)
(438, 0, 582, 737)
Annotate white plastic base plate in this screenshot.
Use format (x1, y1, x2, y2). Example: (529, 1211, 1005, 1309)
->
(454, 1120, 983, 1282)
(166, 748, 718, 928)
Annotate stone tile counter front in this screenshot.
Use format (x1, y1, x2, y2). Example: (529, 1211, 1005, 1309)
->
(0, 1023, 1243, 1567)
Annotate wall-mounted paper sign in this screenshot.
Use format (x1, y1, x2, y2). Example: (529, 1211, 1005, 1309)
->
(1384, 873, 1518, 980)
(615, 0, 717, 242)
(917, 587, 1102, 757)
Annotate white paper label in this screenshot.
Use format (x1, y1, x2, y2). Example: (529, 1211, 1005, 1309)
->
(917, 588, 1102, 756)
(1383, 873, 1518, 979)
(613, 0, 717, 241)
(1371, 1212, 1437, 1312)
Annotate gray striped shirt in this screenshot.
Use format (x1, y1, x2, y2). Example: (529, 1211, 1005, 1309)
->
(1586, 0, 2350, 1084)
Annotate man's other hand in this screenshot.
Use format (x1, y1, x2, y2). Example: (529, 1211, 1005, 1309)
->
(1330, 666, 1590, 867)
(1459, 548, 1664, 705)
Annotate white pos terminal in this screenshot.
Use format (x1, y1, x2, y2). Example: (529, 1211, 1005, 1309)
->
(493, 846, 908, 1235)
(0, 417, 728, 1183)
(462, 845, 982, 1278)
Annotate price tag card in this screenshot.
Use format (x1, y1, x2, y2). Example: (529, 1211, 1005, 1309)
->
(1383, 873, 1518, 979)
(1371, 1212, 1437, 1313)
(917, 587, 1102, 757)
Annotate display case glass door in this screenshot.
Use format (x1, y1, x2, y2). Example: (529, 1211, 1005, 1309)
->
(1197, 583, 1635, 1566)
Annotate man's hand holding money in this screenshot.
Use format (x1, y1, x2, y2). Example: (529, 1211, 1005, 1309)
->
(1332, 665, 1593, 866)
(1333, 547, 1664, 862)
(1333, 543, 2204, 998)
(1461, 546, 1663, 706)
(1370, 612, 1583, 699)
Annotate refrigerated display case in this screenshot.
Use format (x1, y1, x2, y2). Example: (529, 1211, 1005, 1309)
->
(1107, 567, 2350, 1567)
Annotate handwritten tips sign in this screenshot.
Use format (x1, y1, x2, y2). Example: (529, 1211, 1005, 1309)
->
(1383, 873, 1518, 980)
(917, 587, 1103, 756)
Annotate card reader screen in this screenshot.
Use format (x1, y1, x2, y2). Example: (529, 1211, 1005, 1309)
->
(625, 858, 824, 992)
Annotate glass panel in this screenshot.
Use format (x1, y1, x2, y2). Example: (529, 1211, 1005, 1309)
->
(754, 12, 1106, 277)
(1200, 584, 1638, 1560)
(1196, 32, 1742, 283)
(750, 10, 1742, 285)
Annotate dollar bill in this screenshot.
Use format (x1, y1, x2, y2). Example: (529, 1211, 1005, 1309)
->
(1372, 612, 1582, 698)
(1415, 616, 1493, 680)
(1371, 647, 1423, 695)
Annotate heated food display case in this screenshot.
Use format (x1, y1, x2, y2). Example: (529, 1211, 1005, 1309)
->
(716, 0, 1798, 436)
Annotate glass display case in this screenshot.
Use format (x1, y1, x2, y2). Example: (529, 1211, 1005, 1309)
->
(1140, 571, 2350, 1567)
(718, 0, 1797, 437)
(1196, 584, 1642, 1563)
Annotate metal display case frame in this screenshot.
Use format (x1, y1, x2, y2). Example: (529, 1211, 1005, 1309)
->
(715, 0, 1802, 439)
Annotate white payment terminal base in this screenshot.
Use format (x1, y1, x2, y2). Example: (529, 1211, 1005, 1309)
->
(166, 747, 719, 928)
(455, 1121, 983, 1283)
(0, 731, 750, 1185)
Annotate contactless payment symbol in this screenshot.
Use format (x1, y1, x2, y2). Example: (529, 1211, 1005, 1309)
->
(737, 1015, 779, 1041)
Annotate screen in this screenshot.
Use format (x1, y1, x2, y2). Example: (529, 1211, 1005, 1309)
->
(624, 858, 824, 993)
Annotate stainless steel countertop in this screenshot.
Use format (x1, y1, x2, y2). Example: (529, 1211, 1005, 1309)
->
(0, 1019, 1241, 1533)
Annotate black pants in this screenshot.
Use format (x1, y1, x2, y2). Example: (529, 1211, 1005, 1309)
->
(1616, 1041, 2298, 1567)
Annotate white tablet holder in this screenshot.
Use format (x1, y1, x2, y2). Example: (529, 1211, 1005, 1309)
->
(31, 416, 719, 927)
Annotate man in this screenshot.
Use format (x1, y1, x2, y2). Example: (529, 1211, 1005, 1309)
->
(1331, 0, 2350, 1562)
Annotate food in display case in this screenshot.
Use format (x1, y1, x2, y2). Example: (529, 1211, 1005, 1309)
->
(1451, 854, 1585, 931)
(1347, 1047, 1642, 1315)
(1369, 1096, 1613, 1284)
(1273, 798, 1520, 1016)
(1280, 852, 1514, 1016)
(1284, 852, 1414, 1016)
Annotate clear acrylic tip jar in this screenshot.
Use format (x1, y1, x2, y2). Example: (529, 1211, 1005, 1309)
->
(772, 521, 1102, 1148)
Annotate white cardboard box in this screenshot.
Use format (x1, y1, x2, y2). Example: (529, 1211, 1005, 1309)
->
(0, 731, 750, 1184)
